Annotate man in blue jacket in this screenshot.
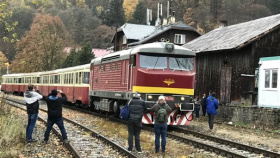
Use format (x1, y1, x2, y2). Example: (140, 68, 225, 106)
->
(44, 89, 68, 144)
(206, 92, 219, 131)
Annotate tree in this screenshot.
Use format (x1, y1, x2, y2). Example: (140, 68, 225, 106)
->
(84, 25, 115, 49)
(57, 7, 100, 45)
(75, 43, 94, 65)
(62, 48, 79, 68)
(0, 51, 8, 76)
(0, 0, 18, 43)
(10, 14, 73, 73)
(130, 1, 146, 24)
(123, 0, 139, 21)
(102, 0, 125, 27)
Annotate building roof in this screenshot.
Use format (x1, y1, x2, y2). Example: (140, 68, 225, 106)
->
(63, 47, 110, 57)
(113, 21, 200, 44)
(183, 14, 280, 53)
(92, 48, 110, 57)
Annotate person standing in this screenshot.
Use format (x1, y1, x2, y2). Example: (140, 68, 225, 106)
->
(206, 92, 219, 131)
(127, 92, 146, 153)
(151, 96, 172, 154)
(194, 97, 200, 118)
(200, 94, 207, 116)
(24, 84, 43, 143)
(44, 90, 68, 143)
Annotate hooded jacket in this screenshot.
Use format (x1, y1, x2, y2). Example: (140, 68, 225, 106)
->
(46, 93, 67, 119)
(206, 96, 219, 115)
(151, 103, 172, 124)
(24, 90, 43, 114)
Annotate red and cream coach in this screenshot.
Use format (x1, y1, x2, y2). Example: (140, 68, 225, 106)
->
(2, 64, 90, 105)
(89, 42, 196, 125)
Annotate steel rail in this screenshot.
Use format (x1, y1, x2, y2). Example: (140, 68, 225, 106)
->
(171, 126, 280, 158)
(5, 98, 138, 158)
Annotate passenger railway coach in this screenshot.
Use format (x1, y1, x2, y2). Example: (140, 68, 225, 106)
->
(89, 42, 196, 125)
(2, 64, 90, 105)
(1, 42, 196, 126)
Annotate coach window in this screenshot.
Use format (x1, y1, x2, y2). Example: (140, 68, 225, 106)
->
(37, 77, 40, 84)
(83, 72, 90, 84)
(55, 75, 59, 84)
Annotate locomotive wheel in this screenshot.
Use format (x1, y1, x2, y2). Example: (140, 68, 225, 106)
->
(113, 101, 120, 114)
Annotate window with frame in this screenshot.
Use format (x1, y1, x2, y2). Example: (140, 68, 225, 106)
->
(174, 34, 186, 44)
(264, 69, 278, 89)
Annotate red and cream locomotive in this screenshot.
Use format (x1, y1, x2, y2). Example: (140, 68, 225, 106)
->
(89, 42, 196, 125)
(1, 42, 196, 125)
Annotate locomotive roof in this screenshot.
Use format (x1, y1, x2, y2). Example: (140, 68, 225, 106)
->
(91, 42, 195, 65)
(2, 64, 90, 78)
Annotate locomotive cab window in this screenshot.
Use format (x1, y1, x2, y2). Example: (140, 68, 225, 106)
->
(139, 54, 167, 69)
(169, 56, 194, 71)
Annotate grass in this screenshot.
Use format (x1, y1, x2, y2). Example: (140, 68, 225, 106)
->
(0, 93, 25, 158)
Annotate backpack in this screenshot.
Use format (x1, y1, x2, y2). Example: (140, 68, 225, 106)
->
(119, 100, 131, 120)
(157, 105, 167, 123)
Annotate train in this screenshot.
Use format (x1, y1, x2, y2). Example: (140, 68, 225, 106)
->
(1, 42, 196, 125)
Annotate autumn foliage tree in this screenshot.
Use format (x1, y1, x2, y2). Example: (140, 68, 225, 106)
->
(11, 14, 73, 73)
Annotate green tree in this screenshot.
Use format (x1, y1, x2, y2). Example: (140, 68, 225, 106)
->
(130, 1, 146, 24)
(57, 7, 100, 45)
(11, 14, 73, 73)
(102, 0, 125, 27)
(75, 43, 94, 65)
(62, 48, 79, 68)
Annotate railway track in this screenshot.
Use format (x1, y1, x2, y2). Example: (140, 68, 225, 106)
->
(5, 97, 138, 158)
(5, 95, 280, 157)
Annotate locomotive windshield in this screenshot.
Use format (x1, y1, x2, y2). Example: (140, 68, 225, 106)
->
(139, 54, 167, 69)
(169, 57, 194, 71)
(139, 54, 194, 70)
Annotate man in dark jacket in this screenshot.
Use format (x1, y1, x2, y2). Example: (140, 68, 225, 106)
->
(151, 96, 172, 154)
(200, 94, 207, 116)
(44, 89, 68, 143)
(24, 84, 43, 142)
(206, 92, 219, 131)
(127, 92, 146, 153)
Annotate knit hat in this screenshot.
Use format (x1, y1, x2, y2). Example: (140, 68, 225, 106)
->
(51, 89, 57, 96)
(158, 96, 165, 100)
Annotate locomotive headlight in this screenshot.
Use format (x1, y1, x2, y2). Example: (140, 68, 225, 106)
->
(180, 96, 185, 101)
(148, 95, 153, 100)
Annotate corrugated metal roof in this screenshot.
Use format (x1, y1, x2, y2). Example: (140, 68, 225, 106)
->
(119, 23, 156, 40)
(119, 21, 199, 42)
(183, 14, 280, 53)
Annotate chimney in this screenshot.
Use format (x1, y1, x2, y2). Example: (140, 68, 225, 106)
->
(155, 3, 161, 26)
(147, 8, 150, 25)
(219, 20, 228, 28)
(169, 11, 175, 24)
(167, 1, 169, 19)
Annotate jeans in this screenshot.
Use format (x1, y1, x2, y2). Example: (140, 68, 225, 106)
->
(195, 107, 200, 118)
(26, 113, 38, 140)
(44, 117, 67, 141)
(127, 120, 142, 151)
(154, 124, 167, 152)
(208, 114, 215, 129)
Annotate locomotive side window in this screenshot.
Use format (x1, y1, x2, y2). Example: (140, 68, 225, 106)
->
(103, 65, 106, 72)
(110, 63, 113, 71)
(115, 62, 118, 70)
(139, 55, 167, 69)
(169, 57, 194, 71)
